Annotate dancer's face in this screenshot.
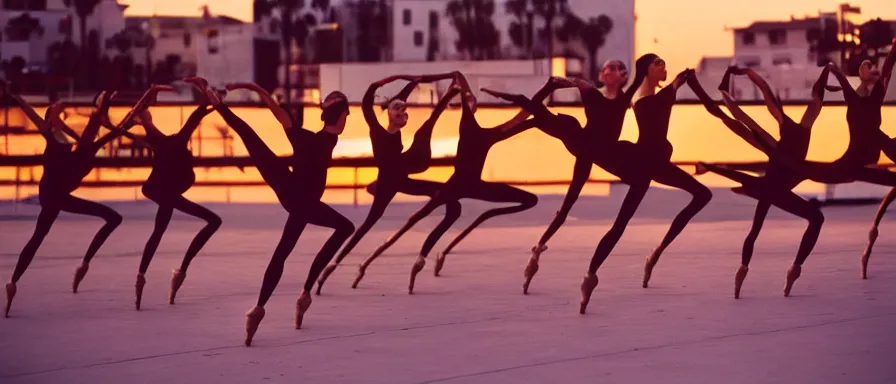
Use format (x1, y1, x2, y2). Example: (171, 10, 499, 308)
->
(648, 57, 668, 82)
(599, 60, 628, 88)
(387, 100, 409, 129)
(859, 60, 881, 83)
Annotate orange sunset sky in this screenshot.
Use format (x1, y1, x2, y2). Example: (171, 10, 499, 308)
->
(121, 0, 896, 71)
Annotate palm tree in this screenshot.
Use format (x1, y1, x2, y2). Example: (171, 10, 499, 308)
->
(560, 14, 612, 81)
(860, 18, 893, 61)
(255, 0, 303, 104)
(353, 0, 389, 62)
(505, 0, 534, 58)
(445, 0, 500, 60)
(531, 0, 569, 58)
(4, 13, 44, 42)
(63, 0, 101, 57)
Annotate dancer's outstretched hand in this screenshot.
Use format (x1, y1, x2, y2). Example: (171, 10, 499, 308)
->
(672, 69, 690, 88)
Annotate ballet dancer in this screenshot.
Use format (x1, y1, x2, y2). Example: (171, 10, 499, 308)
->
(352, 71, 544, 294)
(761, 42, 896, 279)
(522, 56, 652, 294)
(691, 65, 833, 297)
(853, 39, 896, 278)
(188, 78, 354, 346)
(3, 85, 164, 317)
(101, 85, 222, 309)
(315, 73, 460, 295)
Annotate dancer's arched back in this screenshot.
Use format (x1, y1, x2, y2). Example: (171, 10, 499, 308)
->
(691, 65, 833, 297)
(352, 71, 546, 294)
(189, 78, 355, 347)
(102, 84, 222, 309)
(315, 73, 460, 295)
(3, 85, 160, 317)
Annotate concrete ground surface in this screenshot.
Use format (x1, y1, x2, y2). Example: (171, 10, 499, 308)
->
(1, 188, 895, 383)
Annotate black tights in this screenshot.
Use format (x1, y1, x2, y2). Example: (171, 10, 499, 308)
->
(588, 156, 712, 274)
(257, 202, 354, 306)
(215, 104, 355, 304)
(333, 178, 461, 265)
(362, 180, 537, 267)
(13, 194, 122, 282)
(137, 195, 222, 274)
(704, 164, 823, 267)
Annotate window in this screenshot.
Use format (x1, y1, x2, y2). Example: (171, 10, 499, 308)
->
(413, 31, 423, 47)
(768, 29, 787, 45)
(772, 56, 791, 66)
(741, 31, 755, 45)
(403, 9, 411, 25)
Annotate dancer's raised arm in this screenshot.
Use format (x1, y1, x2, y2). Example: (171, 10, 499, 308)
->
(740, 68, 785, 125)
(224, 82, 293, 130)
(363, 75, 418, 130)
(827, 62, 859, 101)
(799, 65, 834, 128)
(3, 84, 75, 143)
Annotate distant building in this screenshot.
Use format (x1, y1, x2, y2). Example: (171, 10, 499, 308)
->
(1, 0, 127, 70)
(684, 7, 896, 101)
(123, 14, 255, 89)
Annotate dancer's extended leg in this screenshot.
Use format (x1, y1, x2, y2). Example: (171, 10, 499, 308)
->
(245, 214, 305, 346)
(582, 180, 651, 314)
(135, 203, 174, 309)
(169, 196, 222, 304)
(642, 163, 712, 288)
(296, 202, 354, 328)
(353, 194, 450, 289)
(6, 207, 60, 317)
(64, 195, 123, 293)
(434, 182, 537, 276)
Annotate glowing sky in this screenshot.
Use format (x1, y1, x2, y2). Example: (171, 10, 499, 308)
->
(121, 0, 896, 70)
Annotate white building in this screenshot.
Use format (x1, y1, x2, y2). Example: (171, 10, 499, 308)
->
(1, 0, 126, 69)
(123, 14, 255, 86)
(390, 0, 635, 71)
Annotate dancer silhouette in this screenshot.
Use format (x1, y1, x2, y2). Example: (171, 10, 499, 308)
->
(189, 78, 354, 346)
(4, 85, 162, 317)
(522, 56, 651, 294)
(315, 73, 460, 295)
(691, 65, 833, 297)
(352, 71, 544, 294)
(102, 85, 222, 309)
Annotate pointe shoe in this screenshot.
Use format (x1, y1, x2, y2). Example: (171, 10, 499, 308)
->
(784, 264, 802, 297)
(169, 269, 186, 305)
(523, 245, 547, 295)
(642, 255, 658, 288)
(5, 282, 16, 318)
(434, 253, 446, 277)
(295, 291, 312, 329)
(316, 263, 338, 295)
(734, 265, 749, 299)
(72, 263, 89, 293)
(135, 274, 146, 310)
(244, 306, 266, 347)
(579, 274, 599, 314)
(408, 256, 426, 294)
(352, 264, 368, 289)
